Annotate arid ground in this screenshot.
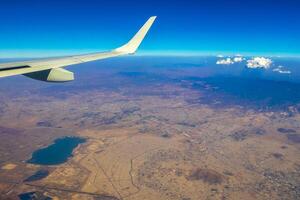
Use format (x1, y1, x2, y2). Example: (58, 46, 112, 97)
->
(0, 56, 299, 200)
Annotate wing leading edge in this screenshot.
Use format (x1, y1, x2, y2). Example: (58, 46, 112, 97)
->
(0, 16, 156, 81)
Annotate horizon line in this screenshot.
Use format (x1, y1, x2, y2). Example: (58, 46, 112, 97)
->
(1, 50, 300, 59)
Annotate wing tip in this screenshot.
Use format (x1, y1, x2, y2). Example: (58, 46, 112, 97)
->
(115, 16, 157, 54)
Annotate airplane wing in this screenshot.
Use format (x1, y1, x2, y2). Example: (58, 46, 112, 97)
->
(0, 16, 156, 82)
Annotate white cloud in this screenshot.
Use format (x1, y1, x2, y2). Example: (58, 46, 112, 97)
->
(216, 56, 290, 74)
(216, 58, 234, 65)
(246, 57, 272, 69)
(233, 57, 244, 62)
(217, 54, 224, 58)
(273, 66, 291, 74)
(216, 55, 245, 65)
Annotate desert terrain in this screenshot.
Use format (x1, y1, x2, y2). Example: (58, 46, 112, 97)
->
(0, 57, 299, 200)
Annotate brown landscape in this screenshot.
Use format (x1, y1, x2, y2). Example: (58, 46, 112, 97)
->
(0, 57, 299, 200)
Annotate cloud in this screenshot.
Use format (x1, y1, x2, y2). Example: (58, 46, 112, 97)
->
(217, 55, 224, 58)
(216, 55, 245, 65)
(233, 57, 244, 62)
(216, 58, 234, 65)
(273, 66, 291, 74)
(216, 56, 290, 74)
(246, 57, 272, 69)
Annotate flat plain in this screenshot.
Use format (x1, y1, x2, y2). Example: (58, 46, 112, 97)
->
(0, 57, 299, 200)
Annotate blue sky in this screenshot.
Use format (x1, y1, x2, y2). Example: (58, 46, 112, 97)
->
(0, 0, 300, 57)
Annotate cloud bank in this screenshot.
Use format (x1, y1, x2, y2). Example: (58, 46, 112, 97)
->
(216, 55, 291, 74)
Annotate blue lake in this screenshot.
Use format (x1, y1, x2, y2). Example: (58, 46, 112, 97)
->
(27, 136, 86, 165)
(18, 192, 52, 200)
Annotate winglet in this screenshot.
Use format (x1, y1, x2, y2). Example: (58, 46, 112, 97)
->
(115, 16, 156, 54)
